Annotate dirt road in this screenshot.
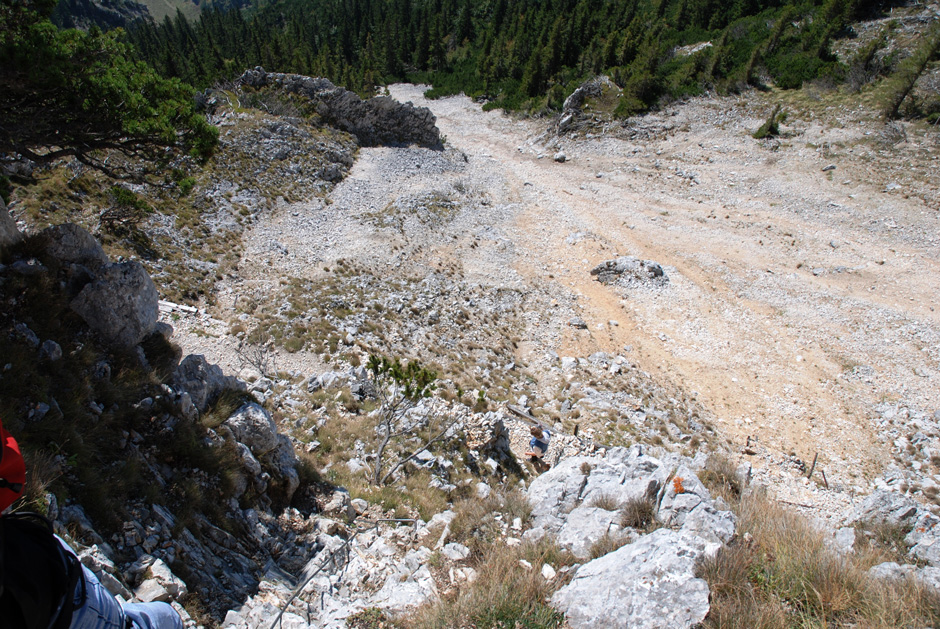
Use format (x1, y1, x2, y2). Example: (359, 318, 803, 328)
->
(383, 85, 940, 494)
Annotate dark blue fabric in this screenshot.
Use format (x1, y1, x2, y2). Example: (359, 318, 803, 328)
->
(57, 537, 183, 629)
(529, 437, 548, 454)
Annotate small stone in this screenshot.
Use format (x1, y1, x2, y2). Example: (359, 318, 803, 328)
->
(14, 323, 40, 348)
(568, 317, 588, 329)
(541, 564, 557, 580)
(98, 570, 133, 600)
(523, 527, 546, 543)
(40, 340, 62, 362)
(822, 164, 836, 172)
(135, 579, 170, 603)
(442, 543, 471, 561)
(518, 559, 533, 570)
(554, 152, 567, 163)
(832, 527, 856, 555)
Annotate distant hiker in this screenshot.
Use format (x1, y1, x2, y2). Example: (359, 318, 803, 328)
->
(0, 419, 184, 629)
(525, 424, 551, 472)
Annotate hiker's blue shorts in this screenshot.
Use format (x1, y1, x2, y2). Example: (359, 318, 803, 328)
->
(60, 537, 183, 629)
(529, 437, 549, 455)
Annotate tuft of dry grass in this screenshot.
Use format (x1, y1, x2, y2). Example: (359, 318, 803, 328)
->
(696, 542, 787, 629)
(448, 488, 532, 556)
(854, 519, 912, 564)
(588, 531, 631, 559)
(588, 492, 620, 511)
(620, 496, 657, 532)
(699, 454, 743, 504)
(16, 449, 63, 515)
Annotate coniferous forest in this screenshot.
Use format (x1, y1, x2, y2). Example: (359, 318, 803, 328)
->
(125, 0, 907, 116)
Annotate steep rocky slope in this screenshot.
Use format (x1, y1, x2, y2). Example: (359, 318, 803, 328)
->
(169, 80, 940, 524)
(4, 23, 940, 623)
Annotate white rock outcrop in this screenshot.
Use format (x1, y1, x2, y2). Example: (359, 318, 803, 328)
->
(552, 528, 712, 628)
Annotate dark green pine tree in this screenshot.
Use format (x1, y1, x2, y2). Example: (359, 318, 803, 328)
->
(416, 17, 430, 70)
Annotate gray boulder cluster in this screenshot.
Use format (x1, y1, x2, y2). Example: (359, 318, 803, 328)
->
(590, 256, 668, 287)
(219, 445, 737, 629)
(527, 446, 735, 628)
(223, 516, 447, 627)
(558, 76, 622, 134)
(238, 68, 441, 148)
(846, 490, 940, 587)
(36, 222, 160, 350)
(1, 217, 308, 615)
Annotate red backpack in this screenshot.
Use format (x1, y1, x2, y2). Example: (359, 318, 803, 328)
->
(0, 419, 85, 629)
(0, 419, 25, 511)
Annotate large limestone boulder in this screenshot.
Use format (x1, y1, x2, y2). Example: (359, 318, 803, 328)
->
(528, 447, 667, 526)
(69, 261, 158, 349)
(172, 355, 245, 413)
(556, 506, 623, 558)
(38, 223, 108, 271)
(551, 528, 711, 628)
(0, 197, 22, 250)
(562, 75, 620, 113)
(658, 465, 735, 544)
(224, 402, 279, 456)
(238, 68, 441, 148)
(848, 490, 920, 527)
(558, 76, 622, 133)
(529, 447, 735, 559)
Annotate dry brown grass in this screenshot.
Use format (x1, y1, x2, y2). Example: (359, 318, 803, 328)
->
(699, 490, 940, 628)
(620, 496, 657, 532)
(696, 542, 788, 629)
(588, 531, 631, 559)
(588, 491, 620, 511)
(16, 449, 63, 515)
(448, 488, 532, 556)
(316, 441, 458, 521)
(406, 537, 573, 629)
(698, 454, 743, 504)
(854, 519, 912, 564)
